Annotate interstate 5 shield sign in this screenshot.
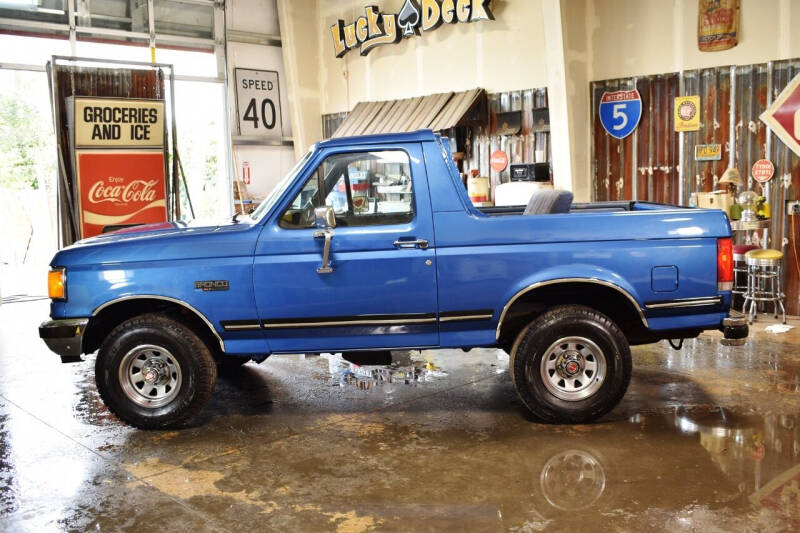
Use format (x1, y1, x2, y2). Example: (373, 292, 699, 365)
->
(599, 90, 642, 139)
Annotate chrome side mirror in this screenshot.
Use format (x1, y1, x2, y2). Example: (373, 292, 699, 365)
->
(314, 206, 336, 229)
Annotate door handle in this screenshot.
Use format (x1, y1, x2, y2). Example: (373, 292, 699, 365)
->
(313, 229, 334, 274)
(393, 238, 429, 250)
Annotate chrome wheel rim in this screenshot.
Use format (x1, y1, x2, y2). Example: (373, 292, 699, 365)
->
(539, 336, 606, 401)
(119, 344, 182, 408)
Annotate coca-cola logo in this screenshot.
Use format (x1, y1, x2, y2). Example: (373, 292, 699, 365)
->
(88, 178, 159, 204)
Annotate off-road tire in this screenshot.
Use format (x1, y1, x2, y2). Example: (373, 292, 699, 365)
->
(95, 313, 217, 429)
(510, 305, 631, 423)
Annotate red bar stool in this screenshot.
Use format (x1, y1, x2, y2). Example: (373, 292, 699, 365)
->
(743, 249, 786, 324)
(732, 244, 758, 298)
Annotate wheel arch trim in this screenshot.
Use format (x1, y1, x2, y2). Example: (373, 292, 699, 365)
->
(495, 277, 649, 340)
(91, 295, 225, 352)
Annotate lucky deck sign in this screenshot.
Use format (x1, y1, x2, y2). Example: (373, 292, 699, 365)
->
(599, 90, 641, 139)
(75, 151, 167, 238)
(331, 0, 494, 58)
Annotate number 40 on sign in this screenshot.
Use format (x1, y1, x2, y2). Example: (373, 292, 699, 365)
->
(234, 68, 283, 138)
(599, 90, 642, 139)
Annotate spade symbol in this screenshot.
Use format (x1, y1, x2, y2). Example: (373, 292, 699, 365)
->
(397, 0, 421, 37)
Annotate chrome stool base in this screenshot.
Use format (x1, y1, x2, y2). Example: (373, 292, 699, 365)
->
(742, 250, 786, 325)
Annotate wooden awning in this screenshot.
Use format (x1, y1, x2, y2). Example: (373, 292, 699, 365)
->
(331, 88, 486, 138)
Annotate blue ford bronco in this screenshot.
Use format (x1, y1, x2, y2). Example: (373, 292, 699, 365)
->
(39, 130, 747, 429)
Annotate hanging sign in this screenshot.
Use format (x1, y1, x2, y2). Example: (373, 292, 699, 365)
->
(674, 96, 701, 132)
(752, 159, 775, 183)
(234, 68, 283, 138)
(490, 150, 508, 172)
(760, 73, 800, 157)
(599, 90, 641, 139)
(75, 151, 167, 239)
(73, 98, 164, 148)
(698, 0, 739, 52)
(331, 0, 494, 58)
(695, 143, 722, 161)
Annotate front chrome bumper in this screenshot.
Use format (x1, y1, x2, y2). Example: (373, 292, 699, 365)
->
(720, 312, 748, 346)
(39, 318, 89, 363)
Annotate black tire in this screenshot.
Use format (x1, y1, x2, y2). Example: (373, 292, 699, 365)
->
(509, 305, 631, 424)
(95, 313, 217, 430)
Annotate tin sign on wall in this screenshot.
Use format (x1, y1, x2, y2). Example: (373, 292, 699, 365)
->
(490, 150, 508, 172)
(752, 159, 775, 183)
(695, 143, 722, 161)
(235, 68, 283, 138)
(75, 151, 167, 238)
(599, 90, 642, 139)
(760, 72, 800, 157)
(674, 95, 701, 132)
(73, 98, 164, 148)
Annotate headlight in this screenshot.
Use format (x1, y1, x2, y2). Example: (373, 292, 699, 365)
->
(48, 267, 66, 300)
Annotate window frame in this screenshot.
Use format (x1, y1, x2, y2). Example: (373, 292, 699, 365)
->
(277, 148, 416, 230)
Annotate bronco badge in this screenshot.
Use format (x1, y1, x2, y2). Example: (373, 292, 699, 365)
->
(194, 280, 229, 292)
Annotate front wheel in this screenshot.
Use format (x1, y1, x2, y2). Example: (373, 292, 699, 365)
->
(510, 305, 631, 424)
(95, 313, 217, 429)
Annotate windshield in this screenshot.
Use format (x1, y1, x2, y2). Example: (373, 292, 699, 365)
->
(247, 149, 313, 222)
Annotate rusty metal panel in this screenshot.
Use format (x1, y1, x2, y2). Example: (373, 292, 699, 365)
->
(394, 96, 425, 132)
(369, 99, 401, 134)
(591, 59, 800, 314)
(407, 92, 452, 131)
(428, 88, 484, 132)
(331, 101, 369, 138)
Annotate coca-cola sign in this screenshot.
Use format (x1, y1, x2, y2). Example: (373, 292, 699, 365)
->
(88, 179, 159, 204)
(76, 151, 167, 238)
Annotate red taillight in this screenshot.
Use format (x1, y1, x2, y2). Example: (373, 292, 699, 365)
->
(717, 237, 733, 291)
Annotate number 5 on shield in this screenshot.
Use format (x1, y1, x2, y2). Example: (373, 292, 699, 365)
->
(612, 103, 628, 131)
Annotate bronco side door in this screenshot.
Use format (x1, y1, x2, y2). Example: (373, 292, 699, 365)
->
(253, 142, 438, 353)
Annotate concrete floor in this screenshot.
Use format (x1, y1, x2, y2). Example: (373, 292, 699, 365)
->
(1, 300, 799, 532)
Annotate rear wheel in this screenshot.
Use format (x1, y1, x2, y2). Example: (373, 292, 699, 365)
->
(95, 313, 217, 429)
(510, 305, 631, 423)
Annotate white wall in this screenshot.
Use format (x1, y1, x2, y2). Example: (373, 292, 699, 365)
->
(272, 0, 799, 202)
(316, 0, 549, 114)
(590, 0, 800, 81)
(276, 0, 323, 159)
(226, 0, 297, 201)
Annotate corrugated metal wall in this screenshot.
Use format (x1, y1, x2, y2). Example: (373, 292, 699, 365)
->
(464, 88, 550, 196)
(592, 59, 800, 315)
(322, 87, 550, 202)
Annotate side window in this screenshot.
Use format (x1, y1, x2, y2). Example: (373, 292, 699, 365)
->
(280, 150, 414, 228)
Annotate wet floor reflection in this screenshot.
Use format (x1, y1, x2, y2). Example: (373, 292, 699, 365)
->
(0, 410, 17, 517)
(538, 448, 606, 511)
(3, 300, 800, 530)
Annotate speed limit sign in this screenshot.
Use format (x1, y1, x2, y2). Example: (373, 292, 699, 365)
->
(234, 68, 283, 138)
